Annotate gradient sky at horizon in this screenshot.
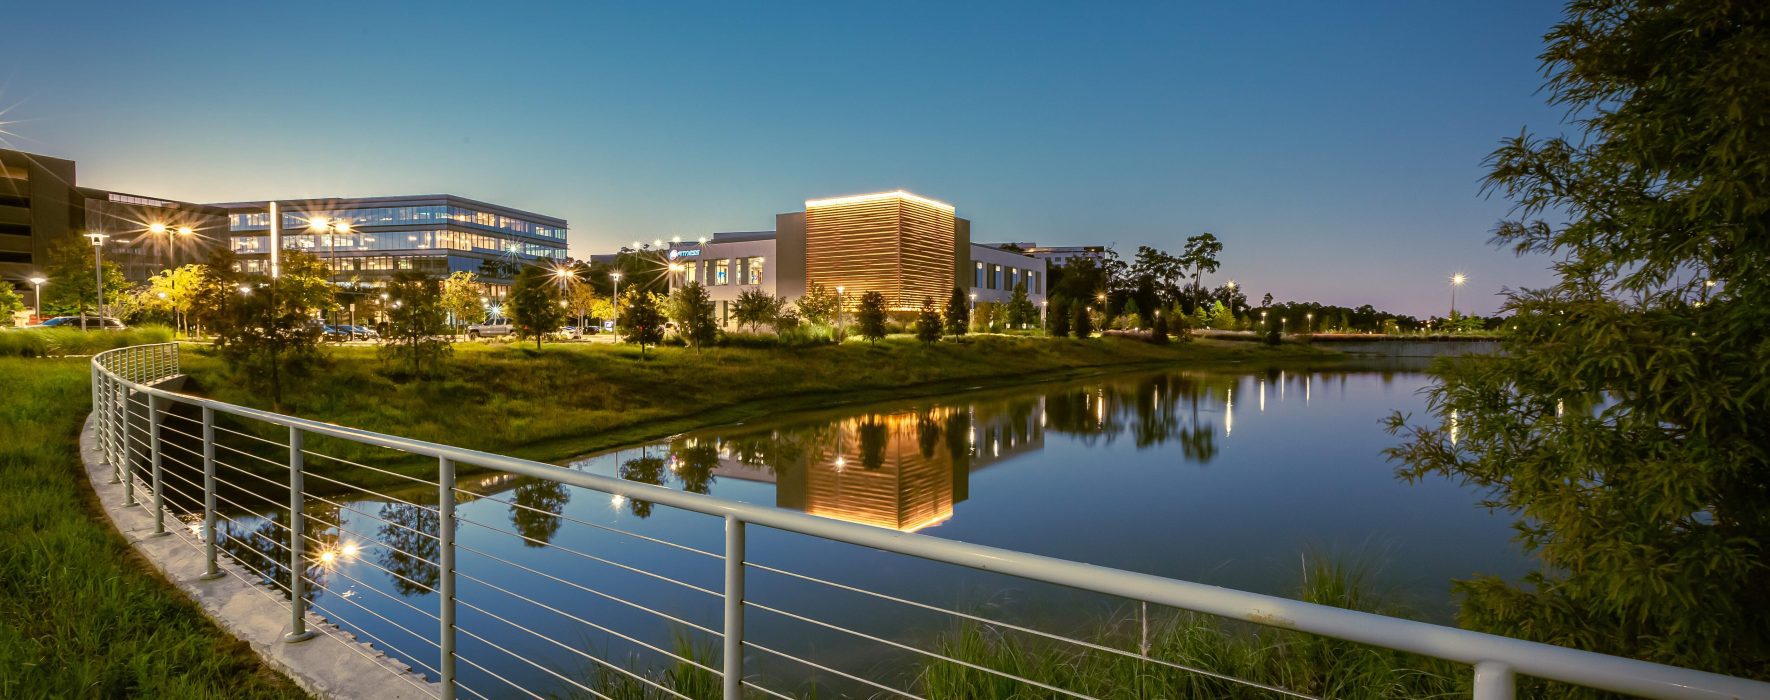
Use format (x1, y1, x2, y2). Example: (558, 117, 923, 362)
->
(3, 1, 1570, 317)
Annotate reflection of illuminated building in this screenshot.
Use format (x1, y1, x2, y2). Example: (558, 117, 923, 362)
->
(700, 400, 1044, 532)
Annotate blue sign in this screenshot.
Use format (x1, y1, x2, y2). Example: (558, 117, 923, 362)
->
(669, 249, 702, 259)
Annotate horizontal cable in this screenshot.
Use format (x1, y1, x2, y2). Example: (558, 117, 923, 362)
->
(214, 422, 290, 451)
(744, 561, 1319, 699)
(455, 567, 718, 676)
(454, 515, 719, 598)
(303, 491, 438, 543)
(453, 624, 586, 700)
(304, 471, 439, 518)
(455, 541, 720, 637)
(212, 456, 294, 493)
(746, 599, 1098, 700)
(452, 594, 692, 699)
(303, 577, 443, 657)
(213, 439, 290, 471)
(304, 448, 439, 488)
(304, 595, 443, 678)
(299, 514, 441, 598)
(741, 679, 799, 700)
(311, 557, 442, 623)
(744, 639, 927, 700)
(459, 488, 721, 559)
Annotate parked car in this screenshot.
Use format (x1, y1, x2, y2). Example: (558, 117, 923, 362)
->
(321, 324, 354, 342)
(466, 318, 514, 339)
(344, 325, 379, 341)
(32, 316, 127, 330)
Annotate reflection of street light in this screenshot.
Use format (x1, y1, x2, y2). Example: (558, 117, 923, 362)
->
(28, 276, 45, 321)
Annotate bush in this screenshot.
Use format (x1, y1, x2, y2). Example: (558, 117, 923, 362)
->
(0, 325, 175, 357)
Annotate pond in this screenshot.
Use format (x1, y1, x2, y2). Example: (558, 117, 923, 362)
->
(197, 363, 1530, 697)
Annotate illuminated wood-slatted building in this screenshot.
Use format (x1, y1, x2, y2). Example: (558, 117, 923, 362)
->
(665, 190, 1048, 320)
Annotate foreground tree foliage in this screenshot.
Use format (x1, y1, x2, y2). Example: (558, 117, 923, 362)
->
(943, 285, 969, 337)
(620, 291, 666, 358)
(915, 296, 942, 344)
(1386, 0, 1770, 682)
(439, 270, 484, 339)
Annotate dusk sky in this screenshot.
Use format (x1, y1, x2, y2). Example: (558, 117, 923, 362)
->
(4, 1, 1567, 317)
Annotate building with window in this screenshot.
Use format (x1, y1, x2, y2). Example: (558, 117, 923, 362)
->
(664, 190, 1046, 324)
(3, 149, 228, 311)
(990, 243, 1109, 269)
(210, 195, 568, 294)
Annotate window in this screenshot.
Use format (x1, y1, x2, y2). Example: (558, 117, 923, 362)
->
(991, 264, 1001, 290)
(974, 261, 984, 287)
(714, 259, 730, 286)
(746, 256, 764, 285)
(1033, 271, 1042, 294)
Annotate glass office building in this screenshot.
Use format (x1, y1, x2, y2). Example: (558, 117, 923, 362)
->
(212, 195, 568, 294)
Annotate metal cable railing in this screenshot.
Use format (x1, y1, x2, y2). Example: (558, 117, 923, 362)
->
(90, 343, 1770, 700)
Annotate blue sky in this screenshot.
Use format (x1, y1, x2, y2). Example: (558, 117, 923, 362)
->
(2, 1, 1567, 317)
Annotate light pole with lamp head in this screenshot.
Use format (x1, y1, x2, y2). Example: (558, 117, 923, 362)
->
(28, 276, 46, 323)
(84, 233, 109, 324)
(611, 271, 623, 338)
(146, 222, 195, 270)
(1449, 273, 1467, 322)
(310, 217, 352, 322)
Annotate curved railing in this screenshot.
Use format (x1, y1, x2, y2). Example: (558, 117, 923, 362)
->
(90, 343, 1770, 700)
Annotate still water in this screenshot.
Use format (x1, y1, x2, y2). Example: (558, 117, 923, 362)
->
(208, 365, 1530, 697)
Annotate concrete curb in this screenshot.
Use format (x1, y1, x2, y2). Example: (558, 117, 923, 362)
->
(79, 411, 440, 700)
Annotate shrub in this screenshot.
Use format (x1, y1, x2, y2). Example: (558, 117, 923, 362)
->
(0, 325, 175, 357)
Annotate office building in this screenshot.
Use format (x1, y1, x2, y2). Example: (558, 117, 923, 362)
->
(3, 148, 227, 303)
(665, 190, 1046, 322)
(211, 195, 568, 294)
(995, 243, 1109, 268)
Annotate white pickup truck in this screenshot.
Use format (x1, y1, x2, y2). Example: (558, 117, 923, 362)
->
(466, 318, 514, 339)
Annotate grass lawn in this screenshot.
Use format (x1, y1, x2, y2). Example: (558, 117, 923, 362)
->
(0, 357, 303, 697)
(178, 334, 1339, 489)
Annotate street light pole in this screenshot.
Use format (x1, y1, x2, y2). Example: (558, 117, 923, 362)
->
(84, 233, 109, 322)
(28, 276, 45, 323)
(611, 271, 623, 339)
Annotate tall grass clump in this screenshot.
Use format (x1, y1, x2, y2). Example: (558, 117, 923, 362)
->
(0, 357, 301, 696)
(560, 633, 722, 700)
(918, 558, 1467, 699)
(0, 324, 174, 357)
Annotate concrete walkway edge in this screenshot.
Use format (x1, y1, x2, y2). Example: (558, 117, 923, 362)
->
(79, 412, 440, 699)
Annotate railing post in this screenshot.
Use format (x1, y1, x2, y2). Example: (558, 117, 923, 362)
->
(122, 388, 137, 506)
(1473, 661, 1515, 700)
(723, 514, 745, 700)
(108, 376, 122, 484)
(148, 393, 168, 536)
(200, 407, 222, 580)
(284, 426, 316, 643)
(438, 457, 457, 699)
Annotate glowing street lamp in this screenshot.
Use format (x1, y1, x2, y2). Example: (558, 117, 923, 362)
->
(84, 233, 109, 319)
(611, 271, 623, 337)
(28, 276, 45, 321)
(146, 222, 196, 269)
(1449, 273, 1467, 319)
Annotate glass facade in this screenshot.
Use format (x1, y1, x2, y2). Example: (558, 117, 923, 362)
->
(223, 197, 568, 287)
(745, 256, 764, 285)
(714, 259, 730, 285)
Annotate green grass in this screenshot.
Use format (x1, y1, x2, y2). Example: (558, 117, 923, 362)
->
(0, 325, 174, 357)
(917, 557, 1467, 699)
(178, 335, 1340, 490)
(0, 358, 304, 697)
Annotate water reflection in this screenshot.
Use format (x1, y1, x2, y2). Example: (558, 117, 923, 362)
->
(558, 370, 1384, 535)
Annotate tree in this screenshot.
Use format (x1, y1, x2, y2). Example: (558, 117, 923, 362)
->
(563, 278, 599, 335)
(1150, 311, 1170, 344)
(1385, 0, 1770, 681)
(1005, 281, 1035, 329)
(212, 250, 333, 411)
(507, 265, 565, 349)
(1049, 299, 1071, 337)
(1130, 246, 1186, 307)
(1119, 297, 1143, 329)
(667, 281, 717, 350)
(440, 271, 484, 339)
(914, 296, 942, 344)
(0, 285, 23, 322)
(620, 291, 666, 358)
(1180, 233, 1223, 309)
(731, 287, 785, 332)
(42, 236, 130, 321)
(796, 282, 838, 326)
(943, 285, 969, 336)
(379, 270, 451, 378)
(855, 291, 887, 344)
(1070, 301, 1093, 338)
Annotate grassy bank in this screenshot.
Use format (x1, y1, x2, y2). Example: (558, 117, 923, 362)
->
(0, 358, 302, 697)
(0, 325, 173, 357)
(178, 335, 1339, 487)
